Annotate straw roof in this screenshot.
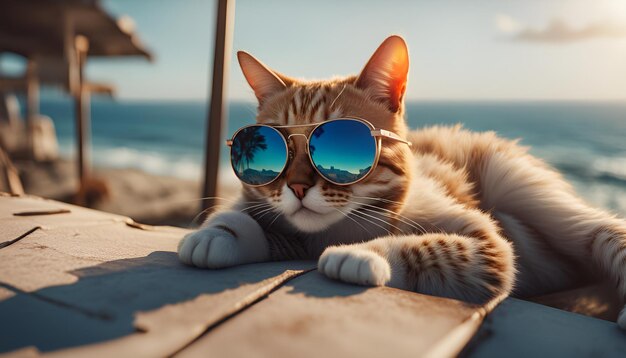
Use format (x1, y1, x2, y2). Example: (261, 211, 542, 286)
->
(0, 0, 152, 60)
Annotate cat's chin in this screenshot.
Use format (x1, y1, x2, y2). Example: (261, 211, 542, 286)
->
(287, 207, 344, 233)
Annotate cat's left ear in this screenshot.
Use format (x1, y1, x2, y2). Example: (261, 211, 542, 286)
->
(237, 51, 293, 105)
(356, 36, 409, 113)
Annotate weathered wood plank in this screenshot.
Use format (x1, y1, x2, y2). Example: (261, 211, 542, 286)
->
(0, 260, 313, 355)
(0, 195, 128, 230)
(0, 284, 135, 354)
(43, 268, 312, 358)
(177, 271, 485, 358)
(462, 298, 626, 357)
(0, 195, 316, 356)
(0, 223, 187, 292)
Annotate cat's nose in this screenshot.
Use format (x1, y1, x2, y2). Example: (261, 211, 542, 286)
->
(289, 183, 310, 200)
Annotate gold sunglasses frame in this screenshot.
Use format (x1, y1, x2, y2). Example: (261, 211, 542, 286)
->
(226, 117, 411, 187)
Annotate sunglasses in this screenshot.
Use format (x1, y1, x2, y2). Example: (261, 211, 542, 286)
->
(226, 118, 411, 187)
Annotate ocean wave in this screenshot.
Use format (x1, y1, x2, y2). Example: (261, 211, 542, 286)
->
(553, 157, 626, 188)
(533, 147, 626, 185)
(592, 157, 626, 182)
(57, 143, 241, 185)
(93, 147, 202, 180)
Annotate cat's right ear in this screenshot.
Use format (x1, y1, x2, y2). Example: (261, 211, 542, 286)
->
(237, 51, 289, 105)
(356, 36, 409, 113)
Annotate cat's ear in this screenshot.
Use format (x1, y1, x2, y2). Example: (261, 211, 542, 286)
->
(237, 51, 291, 105)
(356, 36, 409, 113)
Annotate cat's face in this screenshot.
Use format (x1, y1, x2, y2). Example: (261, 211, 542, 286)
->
(237, 36, 413, 232)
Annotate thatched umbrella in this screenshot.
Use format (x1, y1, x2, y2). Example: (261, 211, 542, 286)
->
(0, 0, 152, 205)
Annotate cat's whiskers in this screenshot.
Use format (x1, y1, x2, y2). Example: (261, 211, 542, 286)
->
(191, 201, 271, 226)
(189, 204, 232, 226)
(353, 208, 407, 235)
(246, 204, 273, 217)
(349, 200, 427, 235)
(179, 196, 264, 205)
(241, 202, 273, 212)
(346, 210, 394, 237)
(267, 211, 283, 230)
(320, 200, 394, 236)
(334, 208, 375, 238)
(329, 84, 347, 109)
(350, 195, 405, 206)
(189, 202, 269, 228)
(357, 206, 425, 235)
(251, 206, 277, 221)
(351, 196, 446, 234)
(180, 196, 268, 226)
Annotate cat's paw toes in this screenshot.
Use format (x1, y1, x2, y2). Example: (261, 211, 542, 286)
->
(178, 228, 240, 269)
(618, 306, 626, 330)
(318, 246, 390, 286)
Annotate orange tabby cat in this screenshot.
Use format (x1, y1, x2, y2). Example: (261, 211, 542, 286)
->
(179, 36, 626, 327)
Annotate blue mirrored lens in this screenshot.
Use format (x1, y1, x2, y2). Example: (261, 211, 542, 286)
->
(309, 120, 377, 184)
(231, 126, 287, 185)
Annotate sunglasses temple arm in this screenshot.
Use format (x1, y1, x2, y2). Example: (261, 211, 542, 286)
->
(225, 139, 233, 146)
(371, 129, 412, 147)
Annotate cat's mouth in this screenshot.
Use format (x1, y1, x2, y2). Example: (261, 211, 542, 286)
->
(291, 204, 324, 217)
(279, 186, 349, 232)
(289, 201, 328, 221)
(288, 205, 337, 233)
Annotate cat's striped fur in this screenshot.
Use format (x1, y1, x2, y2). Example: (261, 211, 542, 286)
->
(179, 36, 626, 327)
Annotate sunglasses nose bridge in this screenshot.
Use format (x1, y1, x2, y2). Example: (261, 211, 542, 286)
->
(286, 133, 308, 142)
(286, 133, 310, 153)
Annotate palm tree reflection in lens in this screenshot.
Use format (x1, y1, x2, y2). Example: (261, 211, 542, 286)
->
(231, 127, 284, 185)
(232, 127, 267, 172)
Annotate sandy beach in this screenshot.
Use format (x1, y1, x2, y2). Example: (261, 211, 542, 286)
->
(14, 158, 241, 228)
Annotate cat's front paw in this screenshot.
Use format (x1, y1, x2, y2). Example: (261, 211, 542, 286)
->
(178, 210, 270, 269)
(178, 228, 241, 268)
(318, 246, 391, 286)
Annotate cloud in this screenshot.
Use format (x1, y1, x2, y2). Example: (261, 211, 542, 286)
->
(495, 15, 626, 43)
(495, 14, 521, 34)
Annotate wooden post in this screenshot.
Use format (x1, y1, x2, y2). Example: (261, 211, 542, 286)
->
(74, 35, 91, 205)
(25, 59, 39, 158)
(202, 0, 235, 216)
(25, 59, 39, 122)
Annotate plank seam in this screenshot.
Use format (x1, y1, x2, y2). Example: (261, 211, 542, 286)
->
(169, 268, 316, 357)
(0, 281, 113, 321)
(0, 226, 41, 249)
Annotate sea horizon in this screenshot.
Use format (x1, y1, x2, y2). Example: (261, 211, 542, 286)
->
(25, 98, 626, 217)
(34, 94, 626, 105)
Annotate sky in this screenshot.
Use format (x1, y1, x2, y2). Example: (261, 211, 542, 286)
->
(3, 0, 626, 101)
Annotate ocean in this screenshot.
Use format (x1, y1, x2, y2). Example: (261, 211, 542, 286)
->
(38, 99, 626, 216)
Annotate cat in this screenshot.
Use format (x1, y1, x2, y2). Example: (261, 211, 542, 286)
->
(178, 35, 626, 328)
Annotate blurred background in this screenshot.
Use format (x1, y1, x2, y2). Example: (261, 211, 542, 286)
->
(1, 0, 625, 227)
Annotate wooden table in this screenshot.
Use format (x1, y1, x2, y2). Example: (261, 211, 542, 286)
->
(1, 194, 625, 357)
